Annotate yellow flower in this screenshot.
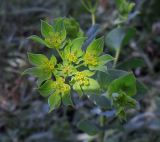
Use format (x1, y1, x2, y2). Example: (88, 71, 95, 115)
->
(45, 32, 63, 48)
(66, 53, 78, 63)
(74, 72, 89, 86)
(84, 52, 98, 66)
(53, 77, 71, 94)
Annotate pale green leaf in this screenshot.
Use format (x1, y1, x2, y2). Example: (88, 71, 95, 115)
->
(53, 18, 66, 41)
(73, 82, 83, 96)
(87, 37, 104, 55)
(38, 80, 54, 97)
(62, 93, 73, 106)
(71, 37, 87, 56)
(82, 70, 95, 77)
(82, 78, 100, 92)
(23, 67, 51, 80)
(41, 20, 53, 37)
(28, 35, 50, 47)
(50, 55, 57, 65)
(89, 65, 107, 72)
(48, 93, 61, 112)
(27, 52, 48, 66)
(99, 54, 114, 65)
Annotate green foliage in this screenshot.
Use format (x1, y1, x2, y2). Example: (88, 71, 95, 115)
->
(24, 18, 115, 111)
(117, 57, 145, 70)
(105, 27, 136, 51)
(24, 17, 138, 119)
(63, 18, 81, 39)
(23, 3, 141, 134)
(81, 0, 98, 14)
(77, 119, 101, 135)
(107, 73, 137, 119)
(108, 73, 136, 97)
(84, 37, 114, 72)
(115, 0, 135, 24)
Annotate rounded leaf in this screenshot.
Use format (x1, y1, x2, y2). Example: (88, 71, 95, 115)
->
(48, 93, 61, 112)
(38, 80, 54, 97)
(41, 20, 53, 37)
(105, 27, 136, 50)
(87, 37, 104, 55)
(27, 52, 48, 66)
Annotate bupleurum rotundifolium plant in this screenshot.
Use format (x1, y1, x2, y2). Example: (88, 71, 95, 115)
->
(22, 0, 145, 140)
(23, 18, 115, 111)
(23, 17, 137, 119)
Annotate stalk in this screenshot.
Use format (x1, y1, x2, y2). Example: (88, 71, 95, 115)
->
(56, 48, 63, 60)
(113, 48, 121, 68)
(91, 12, 96, 25)
(98, 116, 106, 142)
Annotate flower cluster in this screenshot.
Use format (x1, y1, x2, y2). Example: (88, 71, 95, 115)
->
(23, 18, 114, 111)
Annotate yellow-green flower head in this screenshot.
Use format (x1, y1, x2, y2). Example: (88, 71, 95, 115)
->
(43, 60, 54, 72)
(66, 53, 78, 63)
(45, 32, 63, 48)
(74, 72, 89, 86)
(62, 65, 75, 75)
(84, 52, 98, 66)
(53, 77, 70, 94)
(57, 63, 77, 77)
(63, 37, 87, 64)
(41, 55, 57, 75)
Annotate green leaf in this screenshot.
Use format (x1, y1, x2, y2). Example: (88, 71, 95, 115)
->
(50, 55, 57, 65)
(108, 73, 136, 97)
(105, 27, 136, 50)
(71, 37, 87, 56)
(63, 41, 72, 55)
(48, 93, 61, 112)
(115, 0, 135, 16)
(77, 120, 100, 136)
(87, 37, 104, 55)
(82, 78, 100, 92)
(63, 18, 80, 38)
(87, 94, 111, 109)
(89, 65, 107, 72)
(36, 78, 45, 87)
(23, 67, 51, 80)
(117, 57, 145, 70)
(73, 82, 83, 96)
(135, 80, 148, 100)
(62, 93, 73, 106)
(53, 18, 66, 41)
(41, 20, 53, 37)
(28, 35, 50, 47)
(97, 69, 127, 90)
(99, 54, 114, 65)
(82, 70, 95, 77)
(38, 80, 54, 97)
(27, 52, 48, 66)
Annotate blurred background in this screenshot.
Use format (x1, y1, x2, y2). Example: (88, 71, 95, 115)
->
(0, 0, 160, 142)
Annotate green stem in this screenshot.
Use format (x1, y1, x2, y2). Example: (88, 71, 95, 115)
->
(56, 48, 63, 60)
(113, 48, 121, 68)
(75, 63, 84, 69)
(98, 116, 106, 142)
(91, 12, 96, 25)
